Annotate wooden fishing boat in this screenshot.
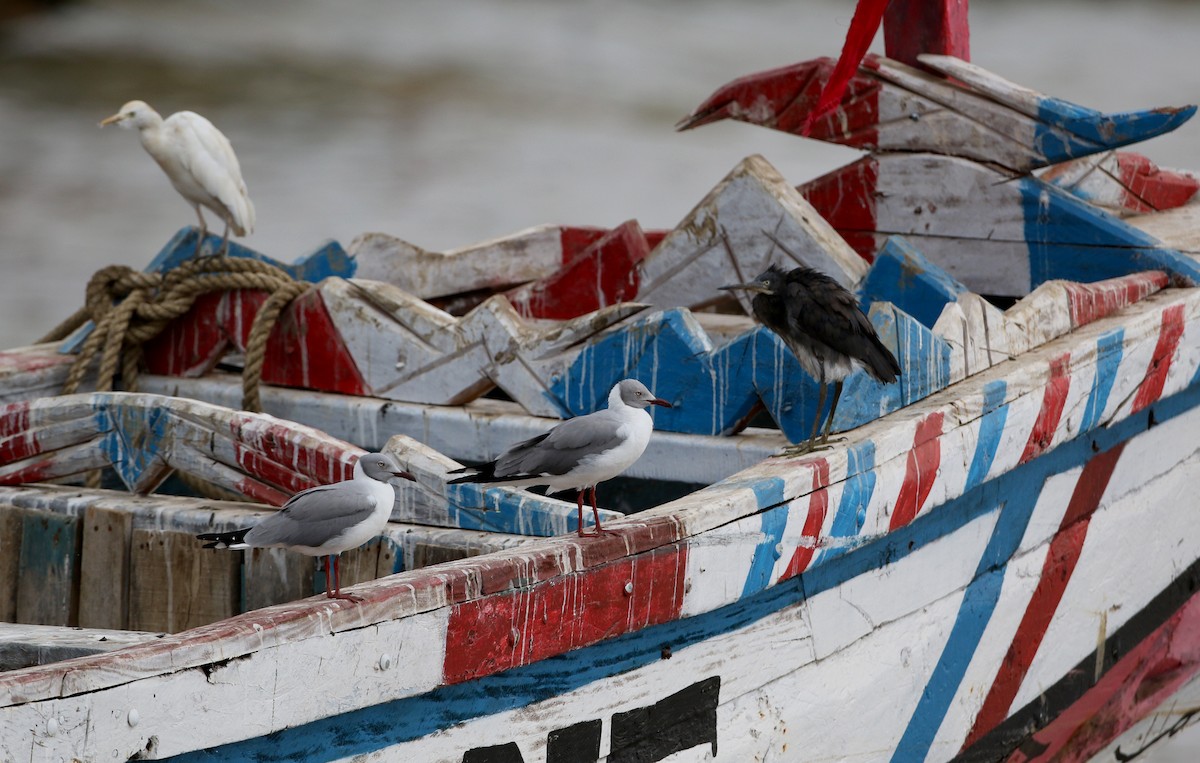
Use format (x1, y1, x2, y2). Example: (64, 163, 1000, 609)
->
(3, 2, 1200, 761)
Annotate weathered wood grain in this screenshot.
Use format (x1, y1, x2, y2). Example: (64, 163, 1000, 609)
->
(0, 623, 162, 671)
(0, 507, 21, 622)
(2, 283, 1200, 760)
(77, 506, 133, 630)
(242, 548, 314, 613)
(679, 54, 1194, 173)
(15, 510, 81, 627)
(637, 154, 867, 312)
(883, 0, 969, 67)
(128, 528, 240, 633)
(349, 224, 568, 300)
(1042, 151, 1199, 215)
(801, 153, 1200, 296)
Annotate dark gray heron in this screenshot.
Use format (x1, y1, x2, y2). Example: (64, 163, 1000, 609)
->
(197, 452, 414, 601)
(447, 379, 672, 537)
(722, 262, 901, 454)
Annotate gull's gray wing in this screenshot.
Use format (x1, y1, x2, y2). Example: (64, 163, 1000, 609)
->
(245, 482, 379, 549)
(495, 411, 625, 478)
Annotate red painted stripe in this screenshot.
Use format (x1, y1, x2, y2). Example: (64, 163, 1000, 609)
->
(1004, 588, 1200, 761)
(228, 417, 356, 488)
(511, 220, 650, 320)
(258, 291, 369, 397)
(799, 157, 879, 263)
(232, 447, 324, 497)
(1020, 353, 1072, 464)
(558, 226, 609, 265)
(779, 459, 831, 581)
(0, 431, 42, 464)
(0, 402, 31, 439)
(1117, 152, 1200, 213)
(443, 543, 687, 684)
(146, 289, 369, 397)
(883, 0, 971, 68)
(1132, 303, 1186, 413)
(0, 456, 61, 485)
(232, 475, 292, 507)
(964, 442, 1126, 749)
(1062, 271, 1168, 328)
(800, 0, 890, 135)
(141, 291, 229, 377)
(889, 412, 944, 530)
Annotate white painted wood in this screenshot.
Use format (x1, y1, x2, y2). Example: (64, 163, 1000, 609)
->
(637, 154, 868, 315)
(1128, 201, 1200, 258)
(869, 56, 1048, 171)
(2, 281, 1200, 760)
(917, 54, 1047, 119)
(872, 154, 1033, 295)
(349, 224, 566, 300)
(136, 373, 787, 486)
(0, 623, 163, 671)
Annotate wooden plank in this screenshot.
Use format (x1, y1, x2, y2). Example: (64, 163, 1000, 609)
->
(0, 622, 161, 671)
(0, 507, 20, 622)
(128, 528, 239, 633)
(1042, 151, 1200, 215)
(858, 236, 967, 329)
(349, 224, 567, 300)
(1, 288, 1199, 761)
(322, 277, 644, 416)
(636, 154, 868, 313)
(77, 506, 133, 630)
(679, 54, 1195, 173)
(15, 510, 81, 627)
(883, 0, 969, 67)
(506, 220, 654, 320)
(243, 548, 314, 612)
(801, 153, 1200, 297)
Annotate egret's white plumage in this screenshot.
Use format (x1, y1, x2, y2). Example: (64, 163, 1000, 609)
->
(101, 100, 256, 253)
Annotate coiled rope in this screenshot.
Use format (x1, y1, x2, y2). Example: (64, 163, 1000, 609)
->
(45, 256, 311, 495)
(51, 255, 309, 413)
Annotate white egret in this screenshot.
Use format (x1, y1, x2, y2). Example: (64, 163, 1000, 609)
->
(100, 100, 256, 255)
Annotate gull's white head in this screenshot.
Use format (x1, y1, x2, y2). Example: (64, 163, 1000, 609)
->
(99, 100, 161, 130)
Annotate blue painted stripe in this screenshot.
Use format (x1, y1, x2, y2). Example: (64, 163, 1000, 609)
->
(169, 380, 1200, 762)
(741, 478, 788, 598)
(1020, 177, 1200, 290)
(858, 237, 967, 329)
(963, 381, 1008, 492)
(1080, 329, 1125, 433)
(445, 484, 621, 537)
(816, 441, 876, 565)
(890, 463, 1044, 761)
(1033, 97, 1195, 167)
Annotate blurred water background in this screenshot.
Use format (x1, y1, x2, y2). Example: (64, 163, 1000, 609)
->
(1, 1, 1199, 757)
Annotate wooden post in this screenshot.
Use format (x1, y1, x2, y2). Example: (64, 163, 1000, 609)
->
(0, 507, 21, 622)
(78, 507, 134, 630)
(128, 529, 239, 633)
(883, 0, 970, 68)
(15, 510, 81, 626)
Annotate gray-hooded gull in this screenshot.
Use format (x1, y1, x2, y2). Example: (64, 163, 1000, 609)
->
(447, 379, 672, 537)
(197, 452, 413, 601)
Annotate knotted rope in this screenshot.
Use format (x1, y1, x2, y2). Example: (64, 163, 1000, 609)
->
(55, 256, 310, 413)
